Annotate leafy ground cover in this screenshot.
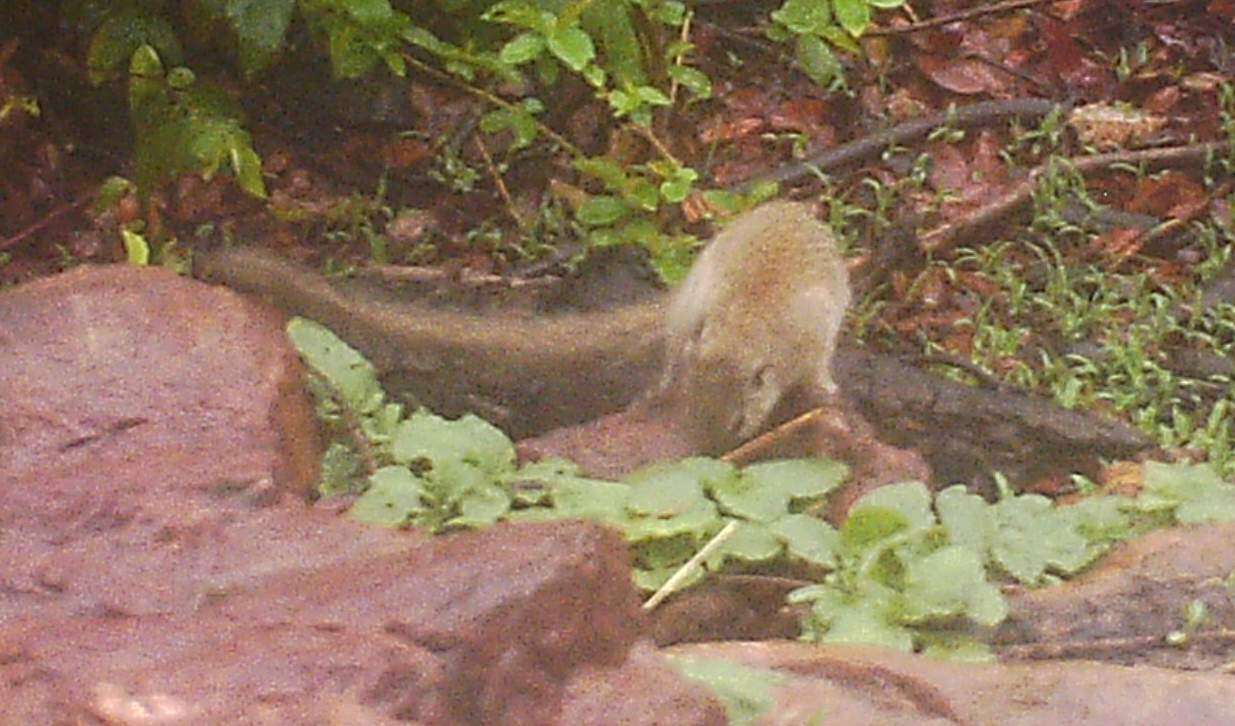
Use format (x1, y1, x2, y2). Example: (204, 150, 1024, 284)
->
(295, 316, 1235, 659)
(4, 0, 1235, 665)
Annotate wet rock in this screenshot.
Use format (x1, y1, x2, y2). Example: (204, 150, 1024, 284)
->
(0, 264, 722, 724)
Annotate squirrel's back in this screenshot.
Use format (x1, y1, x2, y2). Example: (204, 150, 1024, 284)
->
(662, 200, 851, 452)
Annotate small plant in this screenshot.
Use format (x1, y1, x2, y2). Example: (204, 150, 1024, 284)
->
(289, 315, 1235, 658)
(290, 316, 850, 583)
(767, 0, 907, 88)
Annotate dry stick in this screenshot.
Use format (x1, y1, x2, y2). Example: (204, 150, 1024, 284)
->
(632, 123, 684, 168)
(0, 195, 92, 252)
(668, 8, 694, 105)
(399, 51, 582, 158)
(732, 98, 1063, 191)
(722, 407, 830, 467)
(867, 0, 1056, 36)
(920, 140, 1229, 255)
(643, 520, 739, 611)
(473, 133, 529, 231)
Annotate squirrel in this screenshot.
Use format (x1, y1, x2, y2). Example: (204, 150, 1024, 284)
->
(193, 200, 850, 453)
(657, 200, 850, 453)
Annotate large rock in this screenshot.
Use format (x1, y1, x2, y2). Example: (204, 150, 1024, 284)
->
(0, 264, 723, 724)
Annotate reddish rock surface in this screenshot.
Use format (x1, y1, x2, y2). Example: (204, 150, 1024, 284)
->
(0, 265, 723, 724)
(8, 263, 1233, 725)
(675, 641, 1235, 725)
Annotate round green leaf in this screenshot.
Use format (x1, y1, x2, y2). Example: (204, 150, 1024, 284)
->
(500, 32, 545, 65)
(577, 195, 630, 226)
(547, 26, 595, 71)
(795, 34, 841, 88)
(770, 514, 840, 567)
(833, 0, 871, 36)
(351, 466, 428, 527)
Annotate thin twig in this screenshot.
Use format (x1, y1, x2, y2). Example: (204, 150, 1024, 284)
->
(399, 51, 582, 158)
(1, 195, 92, 252)
(668, 8, 693, 105)
(473, 133, 529, 230)
(631, 123, 684, 168)
(643, 520, 739, 611)
(733, 98, 1063, 191)
(722, 407, 830, 467)
(920, 140, 1229, 255)
(868, 0, 1055, 36)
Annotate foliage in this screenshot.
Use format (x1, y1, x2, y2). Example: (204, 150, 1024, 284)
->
(290, 315, 847, 581)
(835, 106, 1235, 479)
(792, 467, 1235, 659)
(290, 315, 1235, 657)
(946, 214, 1235, 478)
(129, 47, 266, 198)
(52, 0, 910, 274)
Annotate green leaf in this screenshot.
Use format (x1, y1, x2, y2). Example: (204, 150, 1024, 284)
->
(483, 1, 553, 32)
(627, 179, 661, 210)
(625, 465, 708, 517)
(327, 22, 379, 78)
(711, 459, 844, 523)
(840, 506, 909, 550)
(769, 514, 840, 567)
(823, 602, 914, 650)
(652, 1, 687, 25)
(582, 64, 606, 87)
(1143, 461, 1235, 523)
(391, 410, 515, 474)
(287, 317, 386, 415)
(574, 156, 631, 191)
(1061, 495, 1136, 544)
(795, 34, 841, 88)
(902, 546, 1008, 626)
(711, 521, 783, 564)
(743, 459, 849, 501)
(88, 11, 183, 84)
(851, 481, 935, 530)
(351, 466, 428, 527)
(582, 2, 645, 87)
(229, 141, 267, 198)
(624, 500, 720, 540)
(635, 85, 672, 106)
(342, 0, 394, 25)
(833, 0, 871, 36)
(668, 65, 713, 99)
(121, 229, 150, 265)
(869, 0, 906, 7)
(318, 442, 362, 497)
(548, 477, 631, 521)
(659, 170, 698, 204)
(667, 656, 785, 726)
(990, 494, 1092, 584)
(500, 32, 545, 64)
(936, 485, 997, 555)
(450, 484, 512, 527)
(546, 26, 595, 71)
(480, 104, 540, 150)
(577, 195, 630, 225)
(710, 472, 789, 522)
(225, 0, 294, 76)
(772, 0, 831, 34)
(820, 24, 861, 55)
